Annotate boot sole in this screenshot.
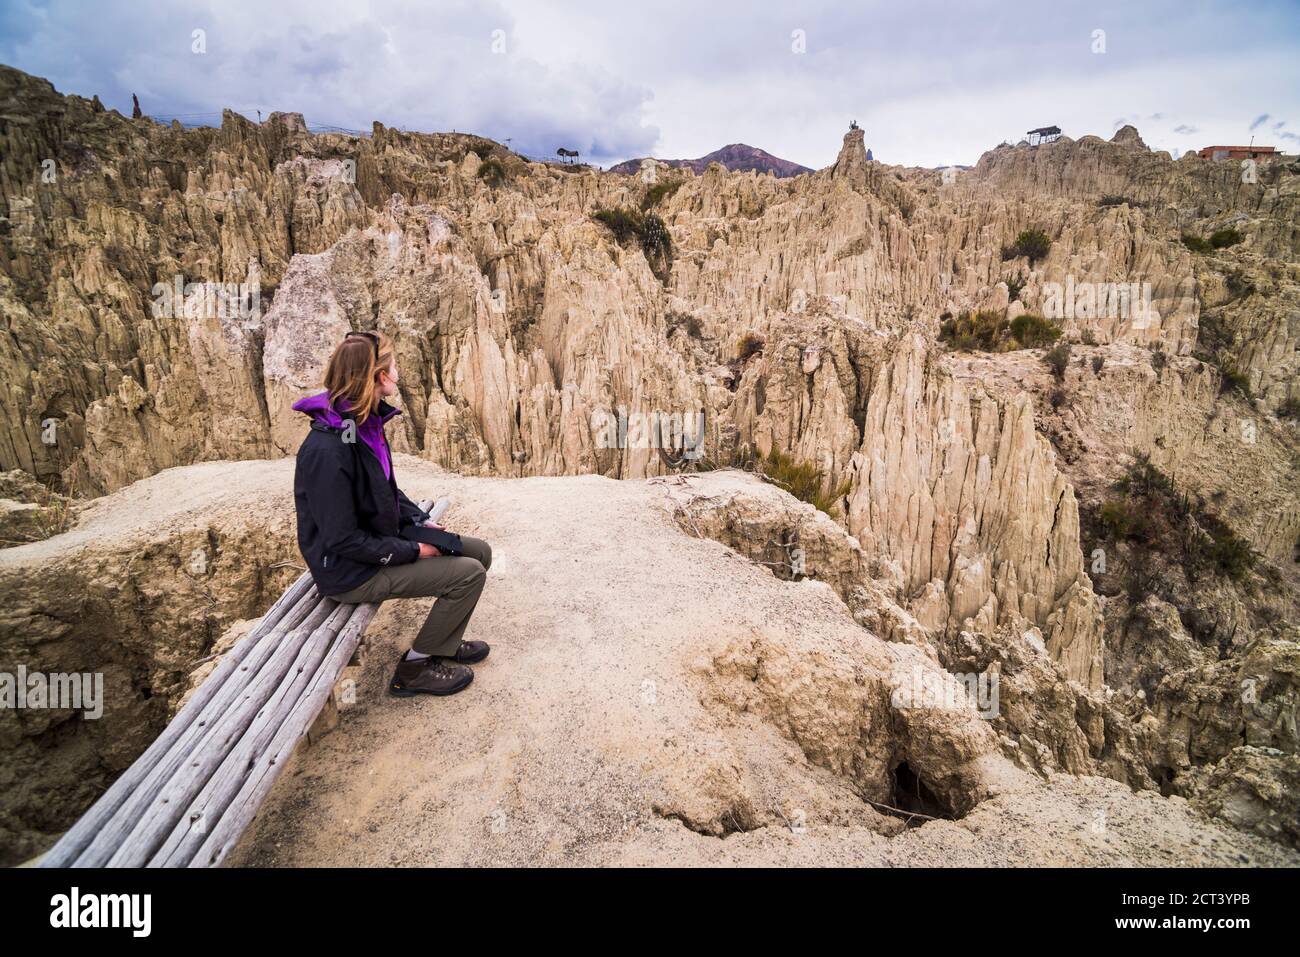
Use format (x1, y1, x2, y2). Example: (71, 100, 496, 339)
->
(389, 671, 474, 697)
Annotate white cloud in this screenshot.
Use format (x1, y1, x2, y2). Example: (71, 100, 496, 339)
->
(0, 0, 660, 162)
(1, 0, 1297, 169)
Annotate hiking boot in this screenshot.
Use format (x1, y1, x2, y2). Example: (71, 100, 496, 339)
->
(390, 654, 473, 697)
(454, 640, 490, 664)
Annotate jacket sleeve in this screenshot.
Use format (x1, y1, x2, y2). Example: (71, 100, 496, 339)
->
(396, 487, 425, 528)
(305, 450, 421, 567)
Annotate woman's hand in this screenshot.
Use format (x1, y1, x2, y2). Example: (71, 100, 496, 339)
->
(418, 543, 442, 558)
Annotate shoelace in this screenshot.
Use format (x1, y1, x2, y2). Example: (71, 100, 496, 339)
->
(428, 658, 457, 677)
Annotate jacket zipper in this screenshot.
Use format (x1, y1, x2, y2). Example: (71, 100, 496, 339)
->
(349, 418, 401, 520)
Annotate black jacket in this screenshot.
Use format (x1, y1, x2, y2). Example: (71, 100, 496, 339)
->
(293, 400, 424, 595)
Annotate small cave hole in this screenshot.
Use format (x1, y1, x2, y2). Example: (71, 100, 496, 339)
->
(1154, 765, 1178, 797)
(888, 762, 960, 826)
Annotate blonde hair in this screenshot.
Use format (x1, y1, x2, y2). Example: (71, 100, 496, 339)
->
(323, 331, 395, 426)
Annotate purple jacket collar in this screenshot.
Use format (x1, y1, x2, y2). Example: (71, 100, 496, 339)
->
(293, 390, 399, 479)
(292, 390, 401, 426)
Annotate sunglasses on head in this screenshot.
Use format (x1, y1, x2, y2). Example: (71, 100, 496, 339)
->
(344, 330, 380, 361)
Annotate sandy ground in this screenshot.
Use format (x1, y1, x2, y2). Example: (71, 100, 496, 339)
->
(165, 457, 1296, 868)
(0, 458, 298, 570)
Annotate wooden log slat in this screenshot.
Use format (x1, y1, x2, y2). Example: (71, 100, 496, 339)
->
(148, 603, 355, 866)
(70, 587, 327, 867)
(106, 597, 340, 867)
(40, 572, 315, 867)
(190, 601, 382, 867)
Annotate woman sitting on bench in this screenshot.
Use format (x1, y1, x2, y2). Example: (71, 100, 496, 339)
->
(292, 330, 492, 698)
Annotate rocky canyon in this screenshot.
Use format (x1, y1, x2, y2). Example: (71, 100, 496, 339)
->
(0, 63, 1297, 866)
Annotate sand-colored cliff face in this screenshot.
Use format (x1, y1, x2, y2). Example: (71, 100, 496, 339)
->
(1, 65, 1298, 859)
(5, 67, 1295, 499)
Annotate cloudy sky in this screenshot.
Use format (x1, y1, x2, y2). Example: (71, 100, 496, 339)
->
(1, 0, 1297, 169)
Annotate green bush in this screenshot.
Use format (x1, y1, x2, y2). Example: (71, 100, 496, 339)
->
(759, 449, 852, 517)
(477, 158, 506, 187)
(592, 207, 672, 258)
(1092, 355, 1105, 374)
(1043, 341, 1072, 379)
(1099, 498, 1148, 542)
(592, 206, 674, 280)
(1206, 535, 1254, 581)
(1098, 454, 1256, 583)
(1002, 228, 1052, 264)
(1005, 275, 1025, 302)
(592, 206, 645, 244)
(1218, 363, 1250, 396)
(1277, 397, 1300, 421)
(1010, 313, 1062, 348)
(940, 310, 1011, 351)
(641, 178, 683, 211)
(1182, 228, 1244, 252)
(1018, 228, 1052, 262)
(940, 311, 1062, 352)
(1209, 227, 1243, 249)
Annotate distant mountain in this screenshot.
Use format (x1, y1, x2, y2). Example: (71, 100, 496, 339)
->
(608, 143, 813, 178)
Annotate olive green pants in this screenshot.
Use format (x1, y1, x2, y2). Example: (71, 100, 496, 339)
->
(331, 536, 492, 657)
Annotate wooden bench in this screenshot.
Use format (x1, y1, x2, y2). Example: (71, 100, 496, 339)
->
(39, 498, 449, 868)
